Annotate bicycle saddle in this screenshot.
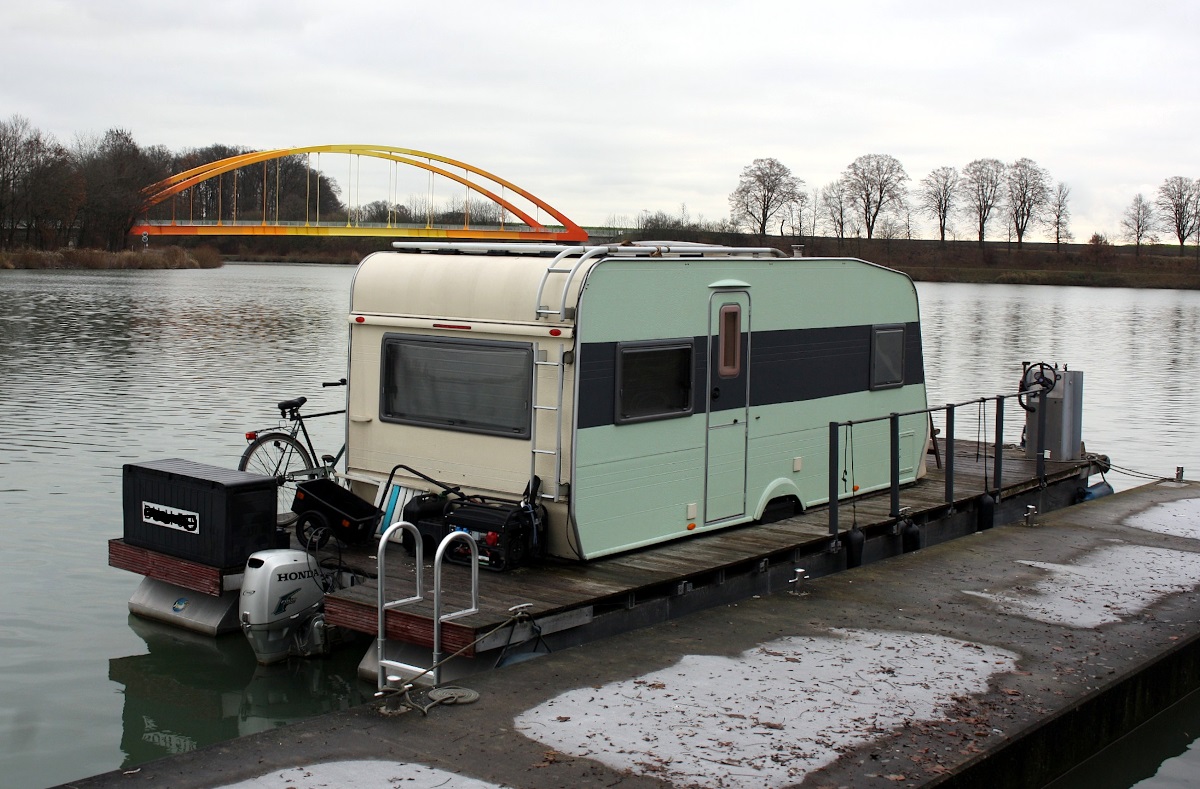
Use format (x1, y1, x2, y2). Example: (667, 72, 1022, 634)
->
(278, 396, 307, 412)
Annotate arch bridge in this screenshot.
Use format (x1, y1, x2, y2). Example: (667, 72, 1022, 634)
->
(130, 145, 587, 242)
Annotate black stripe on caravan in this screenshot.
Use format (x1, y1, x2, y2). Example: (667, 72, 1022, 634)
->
(576, 322, 923, 429)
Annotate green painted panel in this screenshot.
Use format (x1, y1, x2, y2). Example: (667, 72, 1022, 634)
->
(576, 258, 919, 342)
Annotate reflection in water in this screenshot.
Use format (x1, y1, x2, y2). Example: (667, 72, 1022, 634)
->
(111, 617, 369, 766)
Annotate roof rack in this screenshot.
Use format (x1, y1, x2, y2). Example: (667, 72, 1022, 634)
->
(390, 241, 787, 259)
(387, 241, 788, 322)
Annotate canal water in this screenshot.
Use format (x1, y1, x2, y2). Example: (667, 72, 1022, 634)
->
(0, 263, 1198, 788)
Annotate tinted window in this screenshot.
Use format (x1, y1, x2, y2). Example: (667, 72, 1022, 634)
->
(871, 325, 905, 390)
(381, 335, 532, 437)
(615, 341, 694, 424)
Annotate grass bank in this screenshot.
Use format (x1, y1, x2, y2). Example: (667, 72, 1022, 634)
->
(0, 246, 223, 270)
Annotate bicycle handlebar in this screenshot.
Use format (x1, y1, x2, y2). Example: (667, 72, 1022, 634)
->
(322, 378, 347, 388)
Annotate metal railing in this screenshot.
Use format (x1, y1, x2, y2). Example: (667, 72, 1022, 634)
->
(376, 524, 480, 691)
(827, 390, 1049, 541)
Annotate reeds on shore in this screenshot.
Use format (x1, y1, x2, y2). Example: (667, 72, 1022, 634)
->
(0, 246, 223, 270)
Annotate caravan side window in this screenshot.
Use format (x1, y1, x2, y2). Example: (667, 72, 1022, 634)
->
(870, 324, 905, 390)
(380, 334, 533, 438)
(615, 340, 694, 424)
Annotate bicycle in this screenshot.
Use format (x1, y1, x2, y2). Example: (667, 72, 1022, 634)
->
(238, 378, 347, 522)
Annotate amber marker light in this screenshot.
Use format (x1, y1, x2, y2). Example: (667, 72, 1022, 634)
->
(687, 523, 696, 530)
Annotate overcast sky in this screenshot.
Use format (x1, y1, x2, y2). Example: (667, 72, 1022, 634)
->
(4, 0, 1198, 240)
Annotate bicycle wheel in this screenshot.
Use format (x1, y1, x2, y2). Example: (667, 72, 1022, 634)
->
(239, 432, 314, 523)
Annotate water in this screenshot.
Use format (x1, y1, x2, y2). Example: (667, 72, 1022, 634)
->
(1, 266, 1198, 788)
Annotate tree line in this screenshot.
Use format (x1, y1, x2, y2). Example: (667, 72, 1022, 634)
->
(5, 113, 1199, 256)
(727, 155, 1200, 256)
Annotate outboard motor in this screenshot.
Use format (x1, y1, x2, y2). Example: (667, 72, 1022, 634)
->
(240, 549, 340, 665)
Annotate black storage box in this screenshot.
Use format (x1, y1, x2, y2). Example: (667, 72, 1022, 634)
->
(122, 458, 278, 568)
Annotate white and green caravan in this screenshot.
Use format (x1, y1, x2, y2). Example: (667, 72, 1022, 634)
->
(344, 242, 929, 561)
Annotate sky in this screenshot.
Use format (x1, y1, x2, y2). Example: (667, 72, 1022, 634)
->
(3, 0, 1199, 240)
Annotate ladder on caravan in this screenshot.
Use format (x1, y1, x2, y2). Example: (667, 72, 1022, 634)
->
(530, 342, 566, 503)
(533, 242, 788, 323)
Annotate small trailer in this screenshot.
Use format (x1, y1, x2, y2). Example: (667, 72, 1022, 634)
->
(343, 242, 929, 563)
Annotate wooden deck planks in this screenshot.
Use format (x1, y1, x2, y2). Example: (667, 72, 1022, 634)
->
(323, 444, 1105, 652)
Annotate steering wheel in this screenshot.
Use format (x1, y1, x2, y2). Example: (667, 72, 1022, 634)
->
(1017, 362, 1057, 412)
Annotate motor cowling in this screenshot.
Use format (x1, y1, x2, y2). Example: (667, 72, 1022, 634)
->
(240, 549, 332, 665)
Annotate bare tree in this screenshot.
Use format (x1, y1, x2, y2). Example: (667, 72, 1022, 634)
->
(841, 153, 909, 239)
(0, 115, 36, 248)
(916, 166, 959, 243)
(782, 190, 811, 238)
(1045, 182, 1073, 252)
(820, 179, 850, 243)
(728, 158, 803, 238)
(1155, 176, 1199, 255)
(1005, 158, 1051, 249)
(961, 158, 1006, 246)
(1121, 193, 1156, 257)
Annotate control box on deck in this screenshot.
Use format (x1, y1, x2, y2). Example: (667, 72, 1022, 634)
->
(122, 458, 277, 567)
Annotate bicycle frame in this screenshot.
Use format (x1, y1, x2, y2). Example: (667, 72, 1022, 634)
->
(246, 406, 347, 481)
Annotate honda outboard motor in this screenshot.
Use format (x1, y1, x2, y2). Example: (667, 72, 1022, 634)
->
(240, 549, 337, 665)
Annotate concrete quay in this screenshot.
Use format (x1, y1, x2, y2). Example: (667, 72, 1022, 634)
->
(65, 479, 1200, 789)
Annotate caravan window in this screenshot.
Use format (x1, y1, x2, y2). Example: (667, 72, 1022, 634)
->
(717, 303, 742, 378)
(615, 340, 694, 424)
(380, 335, 532, 438)
(870, 324, 905, 390)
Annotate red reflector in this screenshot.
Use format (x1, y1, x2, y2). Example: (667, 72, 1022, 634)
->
(245, 431, 257, 441)
(296, 491, 305, 500)
(549, 328, 562, 336)
(342, 519, 351, 528)
(355, 316, 365, 323)
(432, 323, 472, 330)
(485, 531, 500, 546)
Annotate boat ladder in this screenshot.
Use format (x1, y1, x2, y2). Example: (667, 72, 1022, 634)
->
(376, 524, 479, 691)
(530, 341, 567, 503)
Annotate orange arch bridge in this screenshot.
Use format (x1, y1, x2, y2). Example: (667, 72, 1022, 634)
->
(131, 144, 588, 242)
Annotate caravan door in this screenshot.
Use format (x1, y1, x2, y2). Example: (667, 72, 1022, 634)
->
(704, 290, 750, 523)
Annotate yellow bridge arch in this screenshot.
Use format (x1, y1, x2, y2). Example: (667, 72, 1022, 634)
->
(131, 144, 588, 242)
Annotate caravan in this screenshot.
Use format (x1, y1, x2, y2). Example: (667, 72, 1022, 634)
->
(344, 242, 929, 562)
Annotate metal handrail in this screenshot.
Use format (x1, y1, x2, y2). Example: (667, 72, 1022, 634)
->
(827, 390, 1050, 542)
(376, 520, 424, 693)
(431, 532, 480, 686)
(376, 527, 483, 690)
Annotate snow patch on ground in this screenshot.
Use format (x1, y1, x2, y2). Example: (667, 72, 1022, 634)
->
(1125, 498, 1200, 539)
(213, 761, 505, 789)
(514, 629, 1017, 788)
(964, 545, 1200, 628)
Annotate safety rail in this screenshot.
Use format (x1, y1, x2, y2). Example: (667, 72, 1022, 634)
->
(827, 389, 1051, 542)
(375, 524, 480, 691)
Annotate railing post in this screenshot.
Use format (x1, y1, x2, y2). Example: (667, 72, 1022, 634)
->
(828, 421, 839, 538)
(993, 396, 1005, 495)
(889, 412, 901, 518)
(944, 404, 955, 504)
(1036, 390, 1047, 483)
